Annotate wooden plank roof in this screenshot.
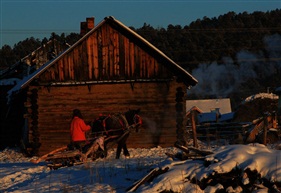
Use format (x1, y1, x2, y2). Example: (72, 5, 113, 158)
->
(8, 16, 198, 97)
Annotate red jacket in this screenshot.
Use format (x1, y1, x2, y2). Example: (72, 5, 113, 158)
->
(70, 116, 91, 142)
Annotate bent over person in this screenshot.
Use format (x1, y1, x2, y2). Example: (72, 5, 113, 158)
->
(70, 109, 91, 150)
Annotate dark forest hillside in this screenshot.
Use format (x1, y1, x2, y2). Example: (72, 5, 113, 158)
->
(1, 9, 281, 106)
(134, 9, 281, 106)
(135, 9, 281, 70)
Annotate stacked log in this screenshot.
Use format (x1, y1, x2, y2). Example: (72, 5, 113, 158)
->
(28, 88, 40, 155)
(175, 87, 187, 146)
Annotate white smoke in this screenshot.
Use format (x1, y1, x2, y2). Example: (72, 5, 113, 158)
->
(264, 34, 281, 58)
(190, 34, 281, 97)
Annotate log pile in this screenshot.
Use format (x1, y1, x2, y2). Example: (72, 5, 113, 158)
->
(127, 144, 281, 192)
(190, 168, 281, 193)
(126, 167, 169, 192)
(165, 142, 213, 160)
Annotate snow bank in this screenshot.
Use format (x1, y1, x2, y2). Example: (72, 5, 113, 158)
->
(0, 144, 280, 193)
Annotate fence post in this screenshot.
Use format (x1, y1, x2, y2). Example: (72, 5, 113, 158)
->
(191, 110, 198, 148)
(263, 116, 268, 145)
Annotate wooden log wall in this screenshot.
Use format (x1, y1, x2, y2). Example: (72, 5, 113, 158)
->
(0, 86, 26, 149)
(38, 23, 170, 83)
(175, 87, 188, 146)
(27, 88, 40, 154)
(27, 80, 187, 155)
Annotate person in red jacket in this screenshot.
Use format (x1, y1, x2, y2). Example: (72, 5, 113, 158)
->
(70, 109, 91, 150)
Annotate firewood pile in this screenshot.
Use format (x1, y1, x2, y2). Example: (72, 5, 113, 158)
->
(190, 167, 281, 193)
(127, 144, 281, 193)
(233, 98, 278, 122)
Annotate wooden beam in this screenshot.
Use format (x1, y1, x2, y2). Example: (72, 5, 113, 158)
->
(191, 110, 198, 148)
(87, 37, 93, 79)
(93, 32, 99, 79)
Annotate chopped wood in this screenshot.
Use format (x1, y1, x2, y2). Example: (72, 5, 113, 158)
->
(188, 147, 213, 156)
(165, 152, 205, 161)
(82, 137, 105, 161)
(45, 150, 81, 160)
(165, 152, 176, 159)
(174, 142, 189, 154)
(173, 142, 213, 160)
(126, 167, 169, 192)
(30, 146, 68, 164)
(47, 161, 84, 170)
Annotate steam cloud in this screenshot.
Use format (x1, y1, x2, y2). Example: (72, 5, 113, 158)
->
(190, 34, 281, 97)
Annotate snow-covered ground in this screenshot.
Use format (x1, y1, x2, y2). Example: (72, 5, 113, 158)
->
(1, 141, 281, 193)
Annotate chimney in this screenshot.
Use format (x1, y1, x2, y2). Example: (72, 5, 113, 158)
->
(80, 21, 87, 36)
(86, 17, 94, 30)
(80, 17, 95, 36)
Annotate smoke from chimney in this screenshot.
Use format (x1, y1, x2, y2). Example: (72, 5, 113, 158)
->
(190, 34, 281, 98)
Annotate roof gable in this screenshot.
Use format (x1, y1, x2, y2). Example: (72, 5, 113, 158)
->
(8, 16, 198, 95)
(104, 17, 197, 86)
(186, 98, 232, 114)
(186, 106, 203, 117)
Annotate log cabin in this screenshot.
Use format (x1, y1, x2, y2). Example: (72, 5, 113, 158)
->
(7, 16, 198, 155)
(0, 39, 69, 150)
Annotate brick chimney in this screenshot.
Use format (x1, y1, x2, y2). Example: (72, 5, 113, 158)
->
(80, 17, 95, 36)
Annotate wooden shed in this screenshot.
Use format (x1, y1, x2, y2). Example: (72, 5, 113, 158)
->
(8, 16, 198, 155)
(0, 39, 69, 150)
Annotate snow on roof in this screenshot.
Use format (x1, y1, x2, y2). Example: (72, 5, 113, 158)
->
(186, 106, 203, 117)
(186, 98, 232, 114)
(0, 39, 69, 80)
(244, 92, 278, 103)
(0, 78, 20, 86)
(7, 16, 198, 103)
(6, 54, 65, 103)
(107, 16, 198, 86)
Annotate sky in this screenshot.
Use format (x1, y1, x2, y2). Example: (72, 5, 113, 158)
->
(0, 0, 280, 47)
